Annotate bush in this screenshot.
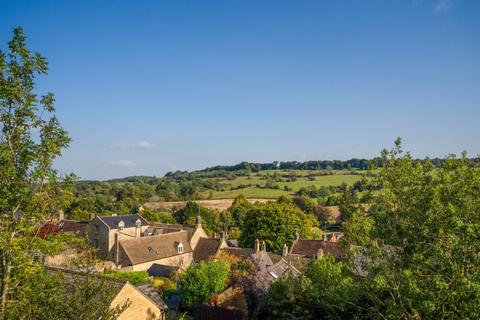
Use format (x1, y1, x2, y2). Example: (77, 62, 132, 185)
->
(180, 260, 230, 310)
(103, 270, 150, 285)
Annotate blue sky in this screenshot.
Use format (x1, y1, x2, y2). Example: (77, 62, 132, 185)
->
(1, 0, 479, 180)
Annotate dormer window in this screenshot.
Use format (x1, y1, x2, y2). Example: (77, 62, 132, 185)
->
(177, 242, 184, 254)
(135, 219, 142, 228)
(118, 220, 125, 230)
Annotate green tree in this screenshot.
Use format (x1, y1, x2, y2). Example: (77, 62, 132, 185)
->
(174, 201, 217, 234)
(267, 255, 359, 319)
(239, 201, 317, 251)
(0, 27, 72, 318)
(180, 260, 230, 310)
(345, 138, 480, 319)
(140, 208, 177, 224)
(228, 194, 253, 228)
(0, 27, 127, 319)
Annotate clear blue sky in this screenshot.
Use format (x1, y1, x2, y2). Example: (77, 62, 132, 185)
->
(1, 0, 479, 180)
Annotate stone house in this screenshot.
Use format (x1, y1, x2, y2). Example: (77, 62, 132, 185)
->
(87, 214, 209, 272)
(87, 214, 150, 259)
(115, 230, 194, 272)
(192, 232, 229, 263)
(289, 236, 344, 260)
(48, 267, 168, 320)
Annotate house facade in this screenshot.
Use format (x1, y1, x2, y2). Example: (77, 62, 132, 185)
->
(87, 214, 210, 272)
(87, 214, 150, 259)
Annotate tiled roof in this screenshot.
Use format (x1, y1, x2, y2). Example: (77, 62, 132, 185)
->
(283, 254, 309, 271)
(119, 231, 192, 265)
(220, 247, 255, 261)
(136, 284, 168, 310)
(58, 220, 87, 236)
(99, 214, 149, 229)
(290, 240, 344, 259)
(193, 238, 222, 263)
(147, 264, 180, 278)
(255, 259, 301, 290)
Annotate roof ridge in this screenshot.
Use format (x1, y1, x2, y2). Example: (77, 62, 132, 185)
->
(119, 230, 188, 244)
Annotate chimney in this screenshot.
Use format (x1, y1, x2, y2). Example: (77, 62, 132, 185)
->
(295, 231, 300, 241)
(114, 232, 120, 267)
(58, 210, 65, 221)
(135, 219, 141, 238)
(282, 244, 289, 257)
(317, 248, 324, 260)
(261, 240, 267, 252)
(195, 215, 202, 228)
(254, 239, 260, 253)
(90, 213, 96, 221)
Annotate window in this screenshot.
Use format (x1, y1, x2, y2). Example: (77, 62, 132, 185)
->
(118, 220, 125, 231)
(177, 242, 184, 254)
(135, 219, 142, 228)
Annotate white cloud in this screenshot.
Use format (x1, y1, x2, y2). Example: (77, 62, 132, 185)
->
(109, 141, 158, 149)
(109, 160, 137, 167)
(434, 0, 454, 14)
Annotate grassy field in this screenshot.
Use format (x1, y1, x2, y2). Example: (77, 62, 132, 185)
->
(197, 170, 363, 199)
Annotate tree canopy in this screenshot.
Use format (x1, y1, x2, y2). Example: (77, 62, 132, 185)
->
(0, 27, 127, 320)
(239, 200, 318, 251)
(180, 259, 230, 310)
(266, 139, 480, 319)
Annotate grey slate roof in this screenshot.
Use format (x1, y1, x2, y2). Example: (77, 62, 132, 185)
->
(147, 264, 180, 277)
(290, 240, 344, 259)
(136, 284, 168, 310)
(99, 214, 148, 229)
(193, 238, 222, 262)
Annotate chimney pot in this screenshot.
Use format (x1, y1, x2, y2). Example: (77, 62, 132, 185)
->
(261, 240, 267, 252)
(254, 239, 260, 252)
(282, 244, 289, 257)
(196, 215, 202, 227)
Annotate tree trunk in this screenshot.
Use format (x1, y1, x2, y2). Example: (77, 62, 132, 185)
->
(0, 254, 10, 320)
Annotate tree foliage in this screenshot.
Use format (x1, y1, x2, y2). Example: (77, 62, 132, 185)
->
(0, 27, 127, 319)
(344, 139, 480, 319)
(267, 255, 359, 319)
(239, 200, 318, 251)
(179, 260, 230, 310)
(265, 139, 480, 319)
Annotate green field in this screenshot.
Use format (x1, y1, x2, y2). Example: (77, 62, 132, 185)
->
(199, 171, 362, 199)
